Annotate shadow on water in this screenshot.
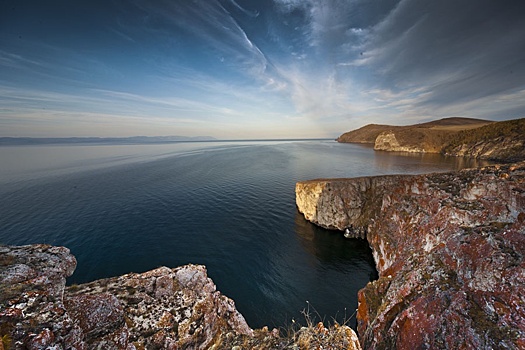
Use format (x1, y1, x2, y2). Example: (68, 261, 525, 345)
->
(292, 211, 378, 329)
(294, 212, 376, 270)
(373, 150, 493, 173)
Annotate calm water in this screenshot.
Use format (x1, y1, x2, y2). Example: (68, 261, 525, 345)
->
(0, 140, 489, 329)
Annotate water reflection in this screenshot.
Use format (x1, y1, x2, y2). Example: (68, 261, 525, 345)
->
(373, 150, 493, 174)
(293, 211, 379, 328)
(294, 211, 378, 278)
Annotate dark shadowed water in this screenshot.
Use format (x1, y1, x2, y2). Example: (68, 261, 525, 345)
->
(0, 140, 490, 329)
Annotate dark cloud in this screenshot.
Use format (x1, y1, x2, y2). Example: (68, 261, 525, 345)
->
(362, 0, 525, 108)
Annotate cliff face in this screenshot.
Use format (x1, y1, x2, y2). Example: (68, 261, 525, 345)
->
(296, 162, 525, 349)
(0, 244, 252, 349)
(337, 117, 525, 163)
(337, 117, 492, 153)
(442, 118, 525, 162)
(372, 129, 449, 153)
(0, 245, 361, 350)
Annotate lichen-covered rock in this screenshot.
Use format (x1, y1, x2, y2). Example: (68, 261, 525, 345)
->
(296, 175, 395, 236)
(1, 244, 361, 349)
(66, 264, 254, 349)
(0, 244, 81, 349)
(296, 162, 525, 349)
(0, 245, 253, 349)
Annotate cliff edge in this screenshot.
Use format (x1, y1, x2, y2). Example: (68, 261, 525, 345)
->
(296, 162, 525, 349)
(0, 245, 361, 350)
(337, 117, 525, 163)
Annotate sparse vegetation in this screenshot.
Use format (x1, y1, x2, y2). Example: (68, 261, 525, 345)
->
(337, 117, 492, 144)
(0, 324, 13, 350)
(217, 303, 361, 349)
(1, 334, 12, 350)
(443, 118, 525, 152)
(338, 117, 525, 162)
(441, 118, 525, 162)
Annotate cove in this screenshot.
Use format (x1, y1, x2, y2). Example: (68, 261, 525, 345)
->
(0, 140, 487, 329)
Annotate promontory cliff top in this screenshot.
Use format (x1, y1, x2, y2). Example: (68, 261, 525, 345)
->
(0, 245, 362, 349)
(337, 117, 525, 163)
(296, 161, 525, 349)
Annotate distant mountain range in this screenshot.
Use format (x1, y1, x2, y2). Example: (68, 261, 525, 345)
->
(0, 135, 217, 145)
(337, 117, 525, 162)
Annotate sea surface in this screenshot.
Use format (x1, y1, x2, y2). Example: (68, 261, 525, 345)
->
(0, 140, 490, 329)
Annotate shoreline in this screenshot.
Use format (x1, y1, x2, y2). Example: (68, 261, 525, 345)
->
(0, 244, 362, 349)
(296, 161, 525, 348)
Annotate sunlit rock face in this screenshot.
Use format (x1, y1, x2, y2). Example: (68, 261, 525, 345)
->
(444, 137, 525, 163)
(1, 245, 363, 349)
(373, 132, 427, 153)
(296, 162, 525, 349)
(0, 245, 252, 349)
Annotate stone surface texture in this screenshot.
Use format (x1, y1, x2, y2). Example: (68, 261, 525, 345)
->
(444, 136, 525, 163)
(296, 162, 525, 349)
(373, 132, 427, 153)
(1, 245, 361, 350)
(0, 244, 253, 349)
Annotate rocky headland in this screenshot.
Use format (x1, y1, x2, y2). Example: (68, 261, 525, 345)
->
(336, 117, 524, 163)
(296, 161, 525, 349)
(0, 244, 361, 350)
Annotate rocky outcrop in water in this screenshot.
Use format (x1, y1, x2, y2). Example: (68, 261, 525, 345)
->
(0, 244, 362, 350)
(296, 162, 525, 349)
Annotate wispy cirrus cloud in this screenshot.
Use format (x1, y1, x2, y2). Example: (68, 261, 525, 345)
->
(355, 0, 525, 118)
(271, 0, 525, 124)
(1, 0, 524, 138)
(128, 0, 269, 75)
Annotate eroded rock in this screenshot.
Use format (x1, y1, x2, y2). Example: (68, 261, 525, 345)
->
(0, 245, 253, 349)
(296, 162, 525, 349)
(1, 245, 362, 349)
(66, 264, 254, 349)
(0, 244, 80, 349)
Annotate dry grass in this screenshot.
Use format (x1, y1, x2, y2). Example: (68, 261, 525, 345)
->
(337, 117, 493, 147)
(216, 303, 361, 349)
(428, 123, 491, 131)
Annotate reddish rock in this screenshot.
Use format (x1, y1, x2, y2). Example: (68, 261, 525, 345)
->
(64, 293, 124, 339)
(0, 244, 255, 350)
(0, 244, 81, 349)
(66, 264, 254, 349)
(296, 162, 525, 349)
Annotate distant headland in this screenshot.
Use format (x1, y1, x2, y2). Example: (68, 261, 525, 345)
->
(337, 117, 525, 163)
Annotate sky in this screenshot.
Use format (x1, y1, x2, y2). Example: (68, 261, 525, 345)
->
(1, 0, 524, 139)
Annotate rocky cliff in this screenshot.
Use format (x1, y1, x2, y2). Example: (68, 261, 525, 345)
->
(337, 117, 525, 163)
(337, 117, 491, 152)
(0, 245, 361, 350)
(442, 118, 525, 162)
(296, 162, 525, 349)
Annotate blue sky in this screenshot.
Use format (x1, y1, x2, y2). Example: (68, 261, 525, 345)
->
(1, 0, 524, 139)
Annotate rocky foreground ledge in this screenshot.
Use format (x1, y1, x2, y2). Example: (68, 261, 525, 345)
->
(0, 245, 361, 349)
(296, 162, 525, 349)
